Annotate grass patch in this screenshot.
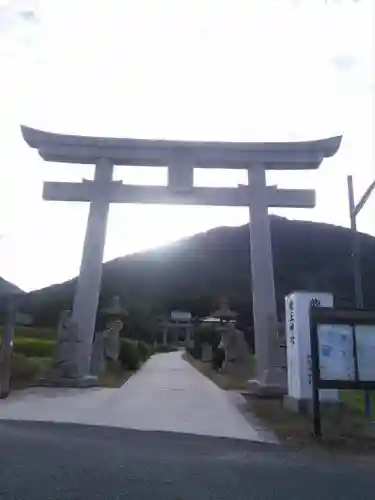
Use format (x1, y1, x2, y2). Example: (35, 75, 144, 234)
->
(98, 361, 136, 388)
(249, 397, 375, 456)
(341, 390, 375, 419)
(184, 352, 251, 391)
(185, 351, 375, 457)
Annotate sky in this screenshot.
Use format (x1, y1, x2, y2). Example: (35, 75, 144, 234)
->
(0, 0, 373, 291)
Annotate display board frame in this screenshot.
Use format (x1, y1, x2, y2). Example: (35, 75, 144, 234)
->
(309, 306, 375, 437)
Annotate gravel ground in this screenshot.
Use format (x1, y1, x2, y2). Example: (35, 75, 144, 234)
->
(0, 421, 374, 500)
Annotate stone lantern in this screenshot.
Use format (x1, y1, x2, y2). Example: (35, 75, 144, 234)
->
(100, 296, 127, 322)
(211, 298, 238, 325)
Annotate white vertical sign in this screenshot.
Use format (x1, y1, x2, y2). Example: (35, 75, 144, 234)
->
(285, 291, 339, 402)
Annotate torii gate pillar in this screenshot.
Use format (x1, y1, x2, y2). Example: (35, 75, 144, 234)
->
(247, 165, 281, 394)
(72, 159, 113, 377)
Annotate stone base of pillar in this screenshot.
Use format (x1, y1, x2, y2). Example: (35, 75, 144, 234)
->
(283, 395, 312, 414)
(37, 375, 99, 388)
(363, 422, 375, 438)
(283, 395, 342, 415)
(245, 378, 287, 399)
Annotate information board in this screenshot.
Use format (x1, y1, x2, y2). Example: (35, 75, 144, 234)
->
(317, 324, 355, 381)
(355, 325, 375, 381)
(309, 307, 375, 437)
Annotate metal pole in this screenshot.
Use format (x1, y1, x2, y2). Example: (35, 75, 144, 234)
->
(0, 295, 16, 398)
(347, 176, 364, 308)
(347, 175, 372, 418)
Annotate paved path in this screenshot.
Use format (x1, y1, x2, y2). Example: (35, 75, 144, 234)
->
(0, 352, 266, 442)
(0, 422, 374, 500)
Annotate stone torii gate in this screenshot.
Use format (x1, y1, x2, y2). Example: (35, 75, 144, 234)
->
(21, 126, 341, 391)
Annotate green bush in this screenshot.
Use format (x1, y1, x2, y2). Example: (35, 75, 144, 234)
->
(119, 339, 140, 370)
(198, 325, 221, 349)
(10, 354, 51, 387)
(13, 338, 55, 358)
(137, 340, 153, 361)
(187, 324, 220, 360)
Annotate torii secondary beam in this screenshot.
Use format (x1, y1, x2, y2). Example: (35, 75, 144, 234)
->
(43, 181, 315, 208)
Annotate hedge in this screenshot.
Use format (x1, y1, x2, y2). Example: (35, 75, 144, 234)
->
(12, 338, 55, 358)
(198, 325, 221, 349)
(11, 353, 41, 381)
(119, 339, 153, 370)
(10, 336, 154, 370)
(188, 324, 221, 360)
(10, 354, 51, 387)
(0, 327, 57, 340)
(137, 340, 153, 361)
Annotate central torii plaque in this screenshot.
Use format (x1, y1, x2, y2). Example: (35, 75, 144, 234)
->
(21, 125, 341, 391)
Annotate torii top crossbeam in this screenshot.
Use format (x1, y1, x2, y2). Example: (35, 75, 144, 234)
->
(21, 126, 341, 169)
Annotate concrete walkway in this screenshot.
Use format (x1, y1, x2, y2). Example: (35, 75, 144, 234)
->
(0, 352, 268, 442)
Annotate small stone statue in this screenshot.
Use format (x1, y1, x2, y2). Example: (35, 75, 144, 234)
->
(104, 318, 123, 360)
(220, 322, 249, 380)
(91, 320, 122, 376)
(90, 296, 125, 376)
(48, 310, 81, 379)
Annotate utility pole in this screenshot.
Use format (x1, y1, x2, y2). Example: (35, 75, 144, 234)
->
(347, 175, 375, 419)
(347, 176, 364, 308)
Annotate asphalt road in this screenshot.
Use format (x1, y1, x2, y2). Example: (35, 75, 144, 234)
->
(0, 421, 374, 500)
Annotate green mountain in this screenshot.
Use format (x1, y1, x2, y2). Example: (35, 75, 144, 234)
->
(19, 216, 375, 326)
(0, 278, 23, 298)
